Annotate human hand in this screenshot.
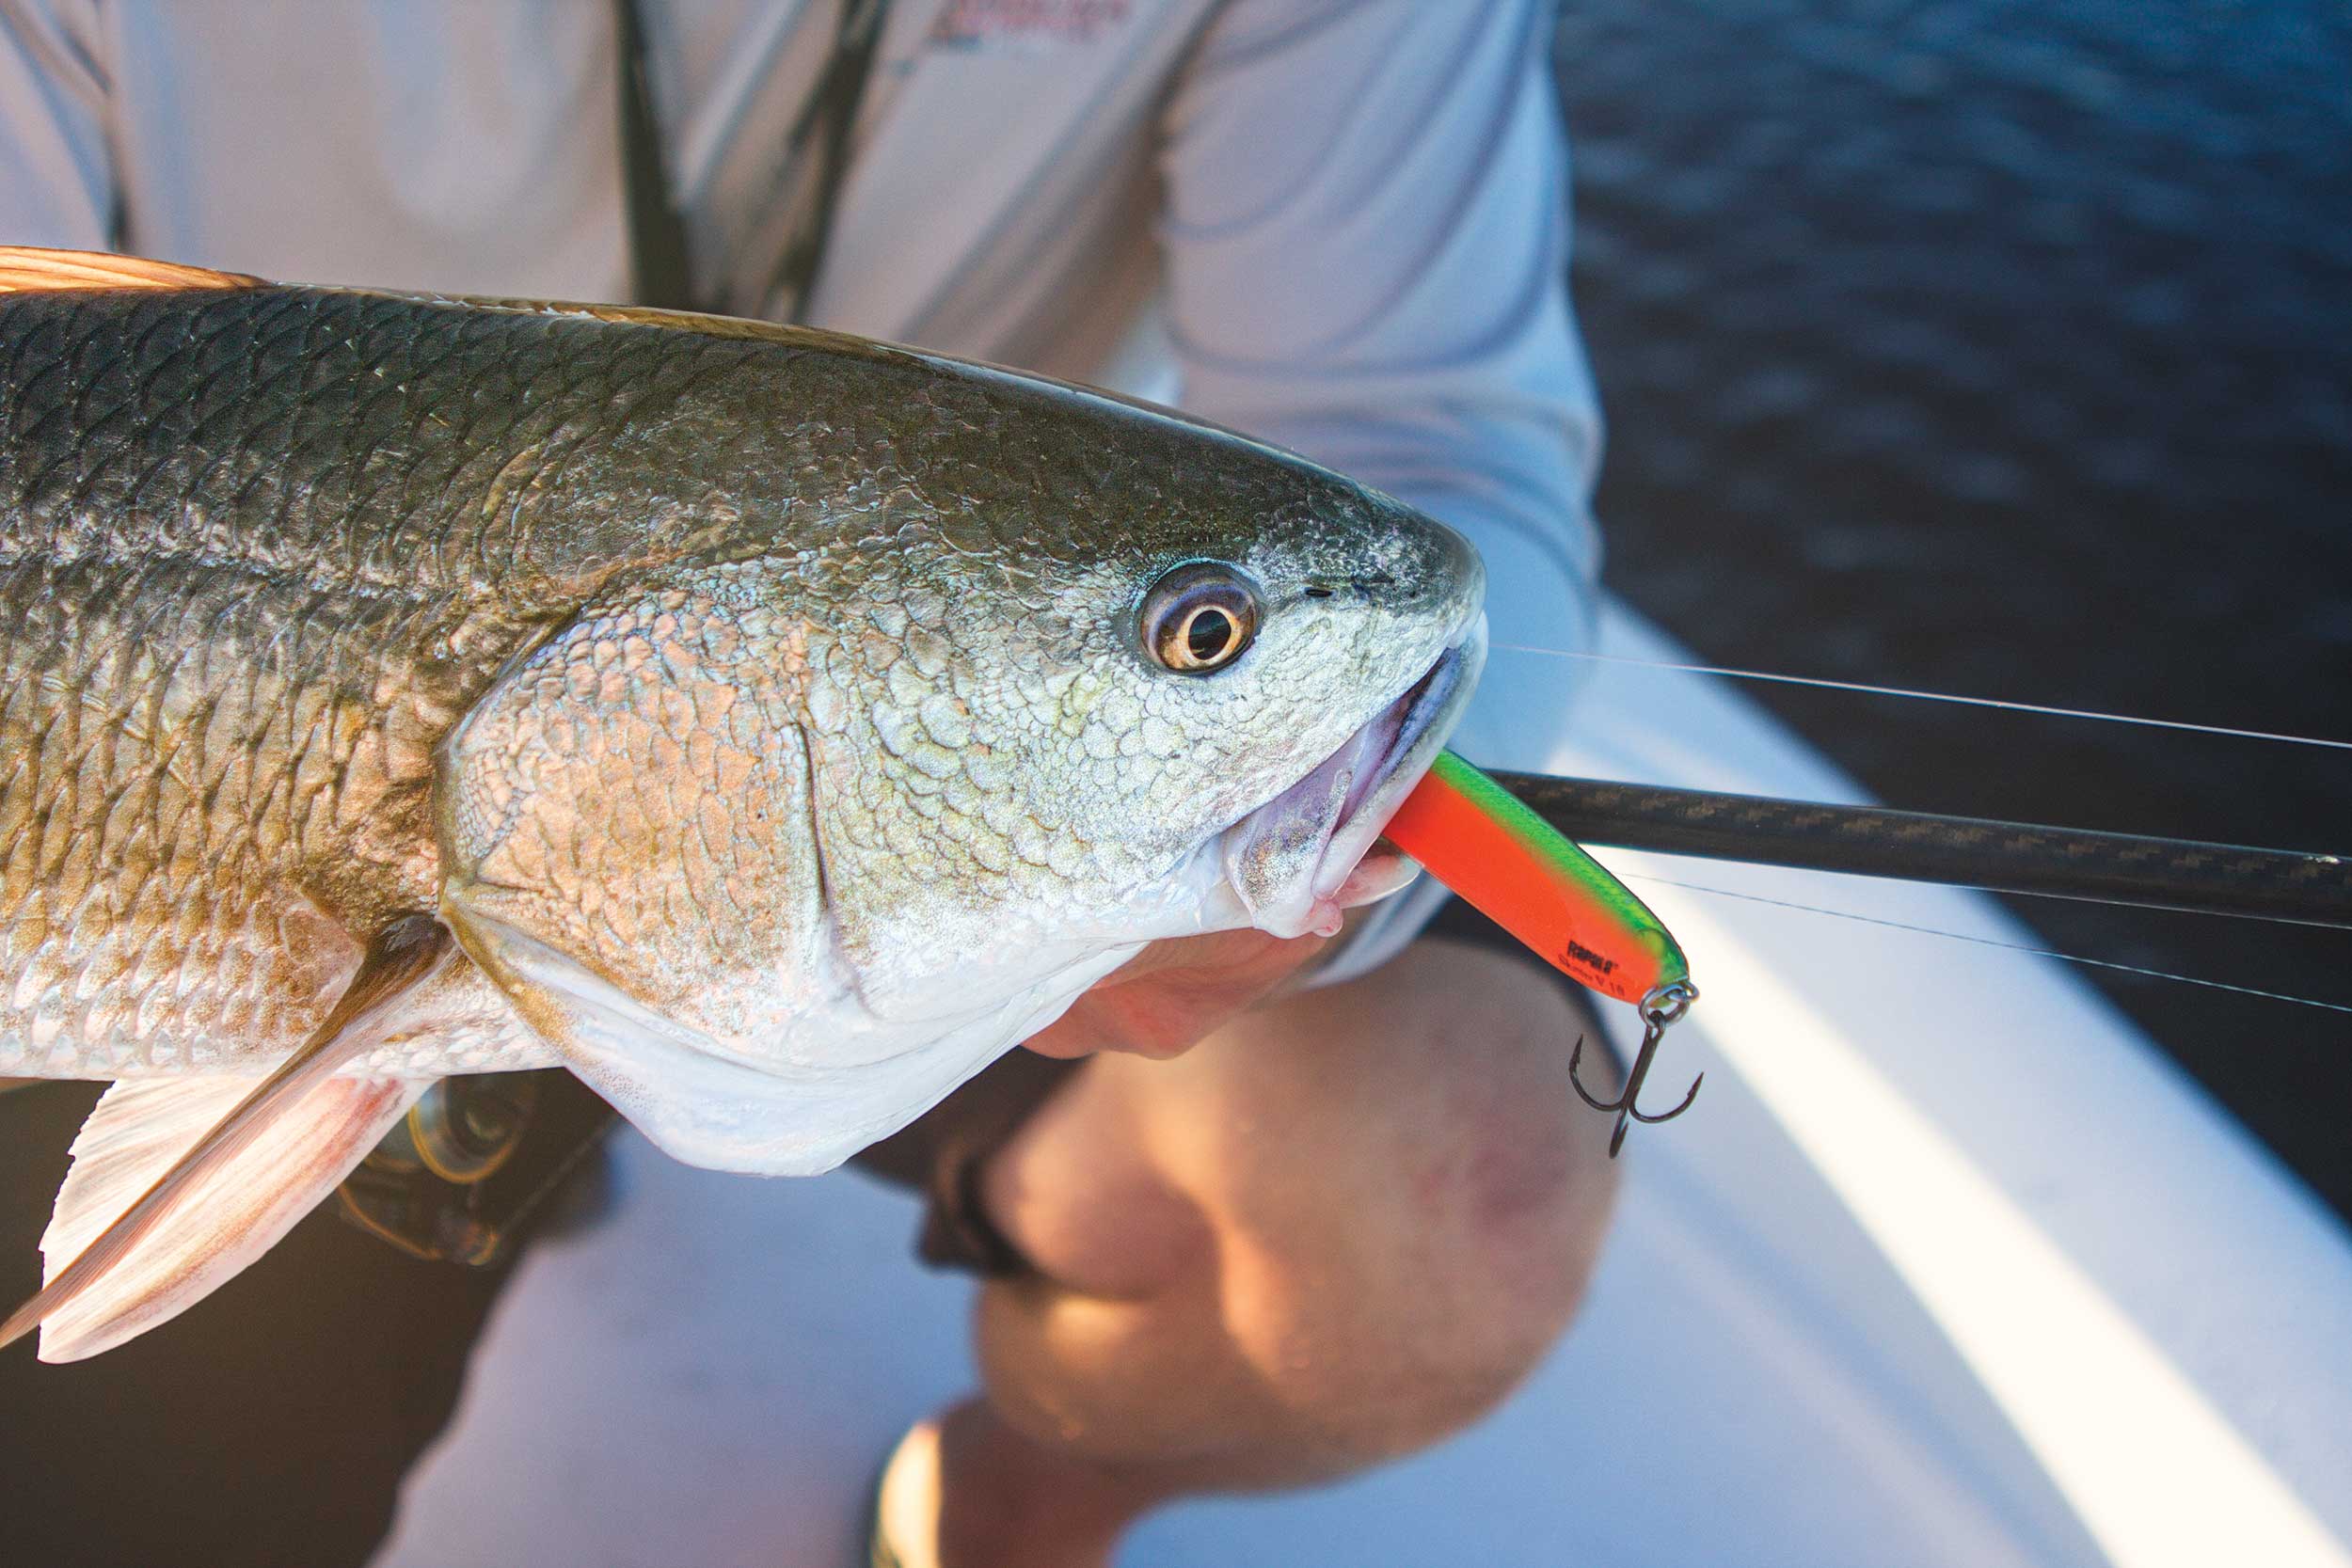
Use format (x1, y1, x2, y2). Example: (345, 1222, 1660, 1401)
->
(1021, 927, 1331, 1061)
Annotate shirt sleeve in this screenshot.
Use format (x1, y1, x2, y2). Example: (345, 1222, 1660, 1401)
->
(0, 0, 115, 248)
(1159, 0, 1605, 776)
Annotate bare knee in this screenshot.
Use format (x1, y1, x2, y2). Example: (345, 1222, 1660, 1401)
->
(1225, 941, 1622, 1457)
(974, 940, 1622, 1478)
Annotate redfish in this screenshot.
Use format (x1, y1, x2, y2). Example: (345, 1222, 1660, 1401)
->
(0, 249, 1482, 1360)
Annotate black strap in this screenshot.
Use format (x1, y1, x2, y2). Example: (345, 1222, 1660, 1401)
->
(613, 0, 893, 318)
(614, 0, 697, 309)
(765, 0, 893, 319)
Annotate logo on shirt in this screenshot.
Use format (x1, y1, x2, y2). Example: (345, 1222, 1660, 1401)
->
(930, 0, 1133, 50)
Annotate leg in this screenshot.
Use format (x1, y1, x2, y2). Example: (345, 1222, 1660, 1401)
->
(902, 939, 1623, 1567)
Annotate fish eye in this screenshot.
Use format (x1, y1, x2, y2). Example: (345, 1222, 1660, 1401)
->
(1140, 562, 1260, 674)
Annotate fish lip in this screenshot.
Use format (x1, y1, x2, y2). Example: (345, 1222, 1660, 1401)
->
(1220, 614, 1487, 938)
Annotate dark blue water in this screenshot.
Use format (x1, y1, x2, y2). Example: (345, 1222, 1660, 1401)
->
(1555, 0, 2352, 1217)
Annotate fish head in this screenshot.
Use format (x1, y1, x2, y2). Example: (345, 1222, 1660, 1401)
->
(797, 391, 1488, 1003)
(437, 368, 1483, 1174)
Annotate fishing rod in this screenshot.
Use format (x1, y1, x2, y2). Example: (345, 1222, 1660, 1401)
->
(1487, 772, 2352, 931)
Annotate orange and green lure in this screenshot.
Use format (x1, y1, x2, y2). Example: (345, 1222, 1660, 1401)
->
(1383, 750, 1702, 1155)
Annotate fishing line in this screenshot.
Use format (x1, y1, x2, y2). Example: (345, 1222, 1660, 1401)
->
(1490, 643, 2352, 753)
(1887, 875, 2352, 931)
(1619, 871, 2352, 1017)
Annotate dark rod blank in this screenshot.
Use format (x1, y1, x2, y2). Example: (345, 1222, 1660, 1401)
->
(1486, 772, 2352, 931)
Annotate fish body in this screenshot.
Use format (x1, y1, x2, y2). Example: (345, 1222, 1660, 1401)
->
(0, 251, 1481, 1357)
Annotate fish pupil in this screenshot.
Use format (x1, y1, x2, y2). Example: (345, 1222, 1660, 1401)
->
(1185, 607, 1235, 664)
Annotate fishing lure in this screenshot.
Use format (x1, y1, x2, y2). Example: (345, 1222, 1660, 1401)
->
(1384, 750, 1701, 1155)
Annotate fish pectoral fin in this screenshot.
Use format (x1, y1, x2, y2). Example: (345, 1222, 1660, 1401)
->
(24, 1073, 431, 1362)
(0, 246, 265, 293)
(0, 915, 452, 1362)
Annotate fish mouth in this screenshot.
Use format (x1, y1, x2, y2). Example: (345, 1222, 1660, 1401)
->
(1220, 617, 1487, 939)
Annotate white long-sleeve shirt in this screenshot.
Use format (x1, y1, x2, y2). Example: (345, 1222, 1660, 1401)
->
(0, 0, 1604, 968)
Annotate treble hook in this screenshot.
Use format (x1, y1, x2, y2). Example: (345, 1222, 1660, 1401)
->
(1570, 981, 1703, 1158)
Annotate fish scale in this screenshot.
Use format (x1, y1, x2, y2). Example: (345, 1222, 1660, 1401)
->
(0, 290, 780, 1075)
(0, 270, 1476, 1083)
(0, 249, 1486, 1359)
